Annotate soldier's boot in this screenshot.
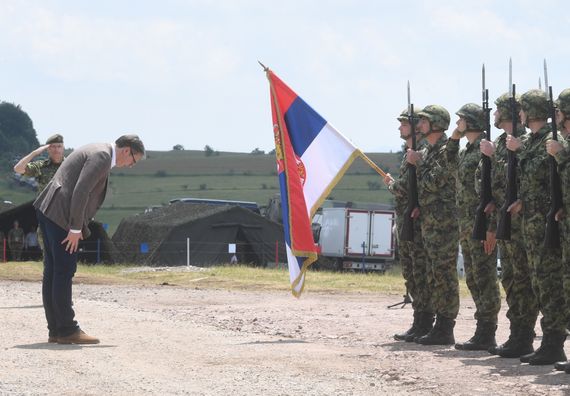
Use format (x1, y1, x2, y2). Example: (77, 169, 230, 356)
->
(405, 312, 434, 342)
(394, 311, 419, 341)
(496, 326, 535, 358)
(489, 327, 517, 356)
(415, 315, 455, 346)
(554, 360, 570, 371)
(520, 332, 566, 365)
(455, 321, 497, 351)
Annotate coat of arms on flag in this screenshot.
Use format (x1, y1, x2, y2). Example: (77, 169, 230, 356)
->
(262, 63, 385, 296)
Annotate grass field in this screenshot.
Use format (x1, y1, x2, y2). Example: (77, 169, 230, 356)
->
(0, 261, 474, 296)
(1, 149, 401, 235)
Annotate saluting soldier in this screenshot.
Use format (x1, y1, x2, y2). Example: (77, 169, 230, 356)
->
(14, 134, 65, 252)
(481, 93, 538, 358)
(406, 105, 460, 345)
(384, 109, 434, 342)
(14, 134, 65, 193)
(449, 103, 501, 351)
(546, 88, 570, 373)
(507, 89, 566, 366)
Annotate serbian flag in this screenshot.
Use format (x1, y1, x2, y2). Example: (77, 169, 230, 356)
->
(266, 67, 368, 296)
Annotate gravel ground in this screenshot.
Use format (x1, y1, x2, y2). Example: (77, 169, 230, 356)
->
(1, 280, 569, 395)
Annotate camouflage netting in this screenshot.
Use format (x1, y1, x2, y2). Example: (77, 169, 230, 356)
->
(0, 200, 115, 263)
(112, 202, 286, 267)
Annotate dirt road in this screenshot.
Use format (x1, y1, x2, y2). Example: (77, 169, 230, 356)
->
(1, 280, 569, 395)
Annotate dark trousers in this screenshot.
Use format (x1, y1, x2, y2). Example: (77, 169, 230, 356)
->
(36, 210, 79, 337)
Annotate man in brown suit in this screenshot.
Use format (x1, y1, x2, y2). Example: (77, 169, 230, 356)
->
(34, 135, 145, 344)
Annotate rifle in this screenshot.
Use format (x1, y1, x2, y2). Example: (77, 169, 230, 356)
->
(472, 64, 493, 240)
(400, 81, 419, 242)
(543, 60, 563, 248)
(496, 60, 518, 240)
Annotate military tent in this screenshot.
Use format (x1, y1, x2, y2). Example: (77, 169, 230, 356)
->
(112, 202, 286, 267)
(0, 200, 115, 263)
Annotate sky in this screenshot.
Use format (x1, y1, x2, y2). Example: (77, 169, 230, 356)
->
(0, 0, 569, 153)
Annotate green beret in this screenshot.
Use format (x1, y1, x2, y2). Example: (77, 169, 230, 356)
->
(46, 134, 64, 144)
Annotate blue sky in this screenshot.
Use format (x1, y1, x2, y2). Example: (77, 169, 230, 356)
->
(0, 0, 568, 153)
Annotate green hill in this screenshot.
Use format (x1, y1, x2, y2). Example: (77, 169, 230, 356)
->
(0, 149, 400, 235)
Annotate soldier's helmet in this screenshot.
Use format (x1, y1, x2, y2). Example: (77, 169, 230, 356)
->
(495, 92, 521, 124)
(556, 88, 570, 118)
(520, 89, 549, 121)
(397, 108, 421, 122)
(416, 105, 450, 131)
(455, 103, 485, 131)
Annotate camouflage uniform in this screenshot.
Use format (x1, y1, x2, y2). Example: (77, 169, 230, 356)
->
(24, 151, 63, 250)
(519, 124, 566, 333)
(491, 130, 538, 331)
(389, 148, 433, 314)
(417, 133, 459, 320)
(449, 133, 501, 325)
(24, 159, 62, 193)
(553, 89, 570, 328)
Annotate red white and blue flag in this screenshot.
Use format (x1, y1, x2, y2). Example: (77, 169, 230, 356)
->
(266, 68, 364, 296)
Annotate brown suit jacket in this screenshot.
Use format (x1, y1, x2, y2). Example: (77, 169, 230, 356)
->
(34, 143, 112, 239)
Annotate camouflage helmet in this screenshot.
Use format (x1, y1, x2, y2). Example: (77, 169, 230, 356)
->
(494, 92, 521, 124)
(520, 89, 549, 121)
(455, 103, 485, 131)
(397, 108, 421, 123)
(555, 88, 570, 118)
(416, 104, 450, 131)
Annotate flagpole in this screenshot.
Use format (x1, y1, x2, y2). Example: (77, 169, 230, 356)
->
(358, 150, 387, 178)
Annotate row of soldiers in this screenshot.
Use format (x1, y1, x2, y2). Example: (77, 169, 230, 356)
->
(384, 88, 570, 373)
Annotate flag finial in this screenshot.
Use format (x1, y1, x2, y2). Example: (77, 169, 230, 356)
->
(258, 60, 269, 72)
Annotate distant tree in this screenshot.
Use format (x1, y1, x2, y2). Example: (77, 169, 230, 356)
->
(172, 144, 184, 151)
(268, 148, 276, 155)
(204, 145, 214, 157)
(250, 147, 265, 155)
(0, 102, 39, 170)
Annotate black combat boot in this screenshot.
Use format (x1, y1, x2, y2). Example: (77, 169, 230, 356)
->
(489, 324, 517, 355)
(394, 311, 419, 341)
(520, 332, 567, 365)
(405, 312, 434, 342)
(455, 321, 497, 351)
(415, 315, 455, 345)
(495, 326, 535, 358)
(554, 360, 570, 371)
